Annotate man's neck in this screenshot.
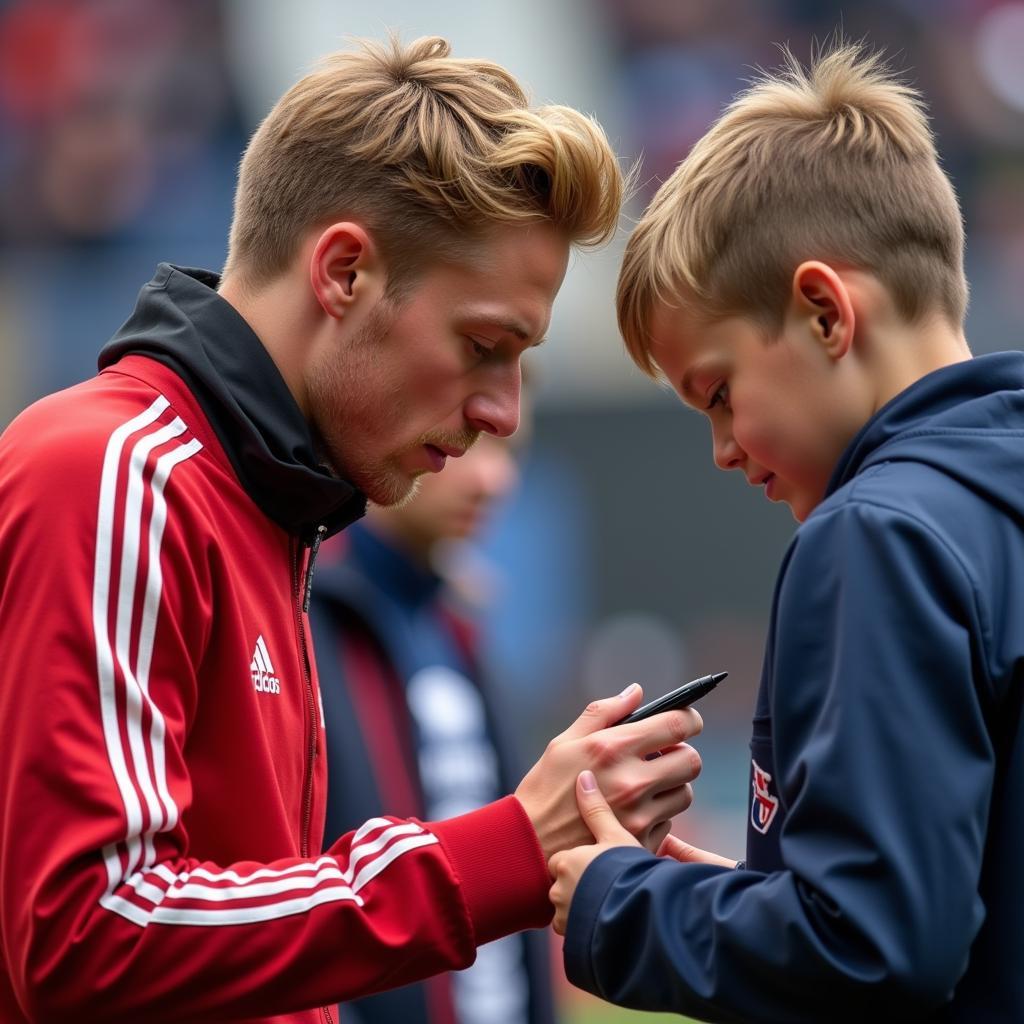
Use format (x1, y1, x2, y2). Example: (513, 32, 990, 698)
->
(218, 271, 313, 416)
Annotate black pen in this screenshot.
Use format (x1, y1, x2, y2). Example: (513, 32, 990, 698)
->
(615, 671, 728, 726)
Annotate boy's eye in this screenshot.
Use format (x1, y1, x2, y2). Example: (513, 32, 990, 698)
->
(706, 383, 729, 410)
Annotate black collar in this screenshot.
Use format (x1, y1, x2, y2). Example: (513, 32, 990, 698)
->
(99, 264, 366, 542)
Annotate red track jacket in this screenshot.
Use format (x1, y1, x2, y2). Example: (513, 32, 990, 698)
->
(0, 266, 552, 1023)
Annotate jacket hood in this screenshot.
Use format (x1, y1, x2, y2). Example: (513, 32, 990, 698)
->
(827, 351, 1024, 523)
(98, 264, 366, 541)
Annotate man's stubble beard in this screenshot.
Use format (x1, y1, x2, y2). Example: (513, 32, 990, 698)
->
(306, 304, 418, 507)
(306, 303, 483, 508)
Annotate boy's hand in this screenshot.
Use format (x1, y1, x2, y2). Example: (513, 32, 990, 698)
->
(515, 684, 702, 863)
(548, 769, 643, 935)
(657, 833, 739, 868)
(549, 770, 737, 935)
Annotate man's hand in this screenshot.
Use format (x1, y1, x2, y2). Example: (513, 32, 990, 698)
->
(515, 684, 702, 863)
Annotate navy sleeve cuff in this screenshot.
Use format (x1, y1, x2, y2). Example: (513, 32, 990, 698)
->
(563, 846, 658, 999)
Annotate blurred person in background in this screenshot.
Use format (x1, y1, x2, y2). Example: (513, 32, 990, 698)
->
(311, 375, 557, 1024)
(0, 35, 704, 1024)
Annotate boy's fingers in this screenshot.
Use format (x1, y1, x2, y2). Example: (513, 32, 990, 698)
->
(658, 832, 740, 868)
(657, 833, 691, 860)
(560, 684, 644, 740)
(577, 770, 636, 845)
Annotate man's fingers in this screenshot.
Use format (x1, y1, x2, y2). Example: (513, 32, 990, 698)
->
(560, 683, 644, 740)
(643, 819, 673, 853)
(616, 707, 703, 754)
(647, 781, 695, 821)
(639, 742, 702, 798)
(576, 771, 636, 845)
(580, 745, 700, 845)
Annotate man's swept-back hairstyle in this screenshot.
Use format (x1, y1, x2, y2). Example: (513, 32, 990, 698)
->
(618, 43, 968, 377)
(225, 35, 623, 290)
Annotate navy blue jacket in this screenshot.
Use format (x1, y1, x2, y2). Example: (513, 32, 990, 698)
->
(565, 353, 1024, 1022)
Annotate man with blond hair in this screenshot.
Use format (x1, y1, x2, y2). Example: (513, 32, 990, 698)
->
(0, 37, 703, 1023)
(549, 43, 1024, 1022)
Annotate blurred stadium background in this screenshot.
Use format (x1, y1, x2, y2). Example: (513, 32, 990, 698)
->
(2, 1, 1022, 1021)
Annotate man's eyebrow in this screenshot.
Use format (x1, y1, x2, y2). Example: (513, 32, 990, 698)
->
(466, 312, 544, 345)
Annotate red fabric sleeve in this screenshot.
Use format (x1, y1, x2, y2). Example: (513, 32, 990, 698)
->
(428, 797, 555, 947)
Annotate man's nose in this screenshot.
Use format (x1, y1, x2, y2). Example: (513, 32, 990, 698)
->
(464, 367, 521, 438)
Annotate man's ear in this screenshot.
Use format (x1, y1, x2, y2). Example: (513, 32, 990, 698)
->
(790, 261, 855, 360)
(309, 222, 384, 320)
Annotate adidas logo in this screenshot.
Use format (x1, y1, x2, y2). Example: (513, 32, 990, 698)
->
(250, 634, 281, 695)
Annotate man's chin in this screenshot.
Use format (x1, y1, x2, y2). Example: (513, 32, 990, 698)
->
(327, 450, 424, 508)
(364, 473, 423, 509)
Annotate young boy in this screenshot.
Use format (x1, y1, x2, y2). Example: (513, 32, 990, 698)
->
(548, 44, 1024, 1022)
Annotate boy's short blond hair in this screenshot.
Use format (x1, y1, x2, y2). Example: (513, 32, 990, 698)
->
(618, 44, 968, 377)
(225, 35, 623, 291)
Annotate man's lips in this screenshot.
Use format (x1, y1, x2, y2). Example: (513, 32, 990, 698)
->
(435, 443, 466, 458)
(424, 442, 469, 471)
(424, 445, 447, 471)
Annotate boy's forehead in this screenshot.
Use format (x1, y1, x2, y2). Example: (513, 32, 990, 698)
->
(646, 303, 703, 401)
(648, 300, 711, 366)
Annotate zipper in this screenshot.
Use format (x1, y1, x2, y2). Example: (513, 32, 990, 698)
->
(294, 529, 334, 1024)
(302, 524, 327, 613)
(292, 534, 321, 859)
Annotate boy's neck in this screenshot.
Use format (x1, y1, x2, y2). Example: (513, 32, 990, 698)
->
(865, 314, 971, 415)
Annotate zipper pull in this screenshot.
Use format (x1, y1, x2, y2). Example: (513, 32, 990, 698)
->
(302, 524, 327, 614)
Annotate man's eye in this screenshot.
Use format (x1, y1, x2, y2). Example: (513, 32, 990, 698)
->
(706, 383, 729, 410)
(468, 337, 492, 359)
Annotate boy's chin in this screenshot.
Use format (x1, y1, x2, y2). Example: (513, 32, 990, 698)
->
(788, 492, 823, 523)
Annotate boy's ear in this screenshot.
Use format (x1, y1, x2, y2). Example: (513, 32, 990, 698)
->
(309, 222, 386, 320)
(790, 261, 855, 360)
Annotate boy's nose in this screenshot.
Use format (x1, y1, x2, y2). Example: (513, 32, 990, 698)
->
(712, 431, 745, 471)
